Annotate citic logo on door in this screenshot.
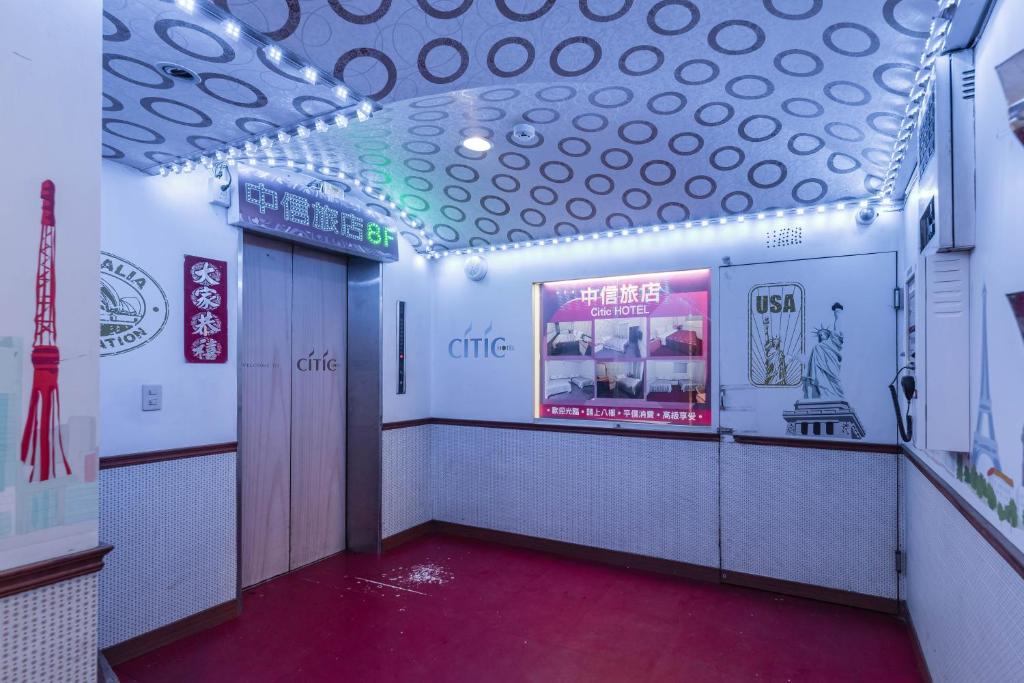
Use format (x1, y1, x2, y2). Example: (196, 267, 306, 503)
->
(296, 349, 338, 372)
(448, 322, 513, 359)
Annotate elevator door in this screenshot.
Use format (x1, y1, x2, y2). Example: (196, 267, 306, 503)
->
(289, 246, 347, 569)
(241, 234, 347, 588)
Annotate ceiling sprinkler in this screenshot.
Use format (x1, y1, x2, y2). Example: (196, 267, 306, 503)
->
(512, 123, 536, 143)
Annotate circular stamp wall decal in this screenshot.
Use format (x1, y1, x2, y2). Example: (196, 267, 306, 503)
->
(100, 251, 169, 356)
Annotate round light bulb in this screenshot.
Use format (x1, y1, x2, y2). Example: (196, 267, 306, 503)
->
(462, 136, 493, 152)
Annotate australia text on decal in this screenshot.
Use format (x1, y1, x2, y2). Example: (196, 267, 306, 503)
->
(99, 252, 169, 356)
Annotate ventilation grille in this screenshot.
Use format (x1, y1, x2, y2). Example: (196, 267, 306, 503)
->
(919, 91, 937, 172)
(960, 67, 976, 100)
(927, 254, 968, 318)
(765, 225, 802, 248)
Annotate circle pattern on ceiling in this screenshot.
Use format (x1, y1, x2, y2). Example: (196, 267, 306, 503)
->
(418, 37, 469, 85)
(619, 45, 664, 76)
(103, 0, 938, 249)
(487, 37, 535, 78)
(549, 36, 602, 77)
(707, 20, 766, 56)
(154, 19, 235, 64)
(140, 97, 212, 128)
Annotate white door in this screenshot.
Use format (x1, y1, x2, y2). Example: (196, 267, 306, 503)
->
(719, 253, 898, 444)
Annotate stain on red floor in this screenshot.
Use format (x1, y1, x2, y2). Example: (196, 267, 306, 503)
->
(115, 535, 923, 682)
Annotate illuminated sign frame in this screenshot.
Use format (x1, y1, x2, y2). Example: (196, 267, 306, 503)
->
(533, 269, 713, 428)
(228, 165, 399, 262)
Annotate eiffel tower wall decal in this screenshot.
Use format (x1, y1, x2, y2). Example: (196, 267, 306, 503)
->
(19, 181, 71, 483)
(1009, 290, 1024, 521)
(958, 286, 1018, 526)
(971, 287, 1000, 476)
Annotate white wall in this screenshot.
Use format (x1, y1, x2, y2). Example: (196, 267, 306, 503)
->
(98, 160, 430, 648)
(904, 459, 1024, 681)
(430, 210, 903, 425)
(98, 162, 241, 653)
(0, 4, 102, 681)
(899, 0, 1024, 677)
(0, 0, 100, 569)
(959, 0, 1024, 549)
(100, 162, 238, 455)
(419, 206, 906, 603)
(901, 0, 1024, 554)
(382, 238, 432, 422)
(102, 157, 431, 433)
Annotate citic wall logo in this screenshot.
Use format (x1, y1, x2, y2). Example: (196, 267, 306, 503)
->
(448, 322, 513, 359)
(296, 349, 338, 372)
(100, 252, 169, 356)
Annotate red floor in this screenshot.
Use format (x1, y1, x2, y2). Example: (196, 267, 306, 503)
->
(116, 535, 923, 682)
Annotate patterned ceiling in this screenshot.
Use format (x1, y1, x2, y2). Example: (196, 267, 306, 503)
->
(102, 0, 941, 252)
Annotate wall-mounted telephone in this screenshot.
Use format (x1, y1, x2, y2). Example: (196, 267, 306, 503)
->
(889, 366, 915, 442)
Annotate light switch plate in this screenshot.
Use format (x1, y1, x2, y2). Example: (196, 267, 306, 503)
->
(141, 384, 162, 412)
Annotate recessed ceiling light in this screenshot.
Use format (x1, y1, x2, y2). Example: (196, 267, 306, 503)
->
(462, 136, 492, 152)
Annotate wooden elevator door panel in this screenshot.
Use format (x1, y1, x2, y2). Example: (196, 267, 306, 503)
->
(289, 246, 347, 569)
(240, 234, 292, 587)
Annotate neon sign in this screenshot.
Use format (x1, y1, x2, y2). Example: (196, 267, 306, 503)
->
(229, 165, 399, 262)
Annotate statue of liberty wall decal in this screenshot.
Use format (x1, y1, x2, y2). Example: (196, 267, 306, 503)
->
(782, 301, 866, 440)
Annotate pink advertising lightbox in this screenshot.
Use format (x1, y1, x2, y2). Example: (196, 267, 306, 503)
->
(534, 269, 712, 427)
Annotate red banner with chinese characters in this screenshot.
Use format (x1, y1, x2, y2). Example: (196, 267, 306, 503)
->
(536, 269, 712, 427)
(183, 255, 228, 364)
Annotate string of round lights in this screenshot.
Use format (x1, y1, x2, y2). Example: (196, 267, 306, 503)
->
(165, 0, 939, 261)
(162, 0, 436, 253)
(424, 197, 898, 262)
(161, 0, 377, 181)
(878, 0, 960, 198)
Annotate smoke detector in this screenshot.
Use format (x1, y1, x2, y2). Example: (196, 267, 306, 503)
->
(464, 255, 488, 281)
(512, 123, 536, 143)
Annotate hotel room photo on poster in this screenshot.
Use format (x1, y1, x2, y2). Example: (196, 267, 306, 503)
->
(535, 269, 712, 427)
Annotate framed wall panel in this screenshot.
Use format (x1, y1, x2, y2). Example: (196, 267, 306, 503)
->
(719, 252, 898, 444)
(534, 269, 713, 428)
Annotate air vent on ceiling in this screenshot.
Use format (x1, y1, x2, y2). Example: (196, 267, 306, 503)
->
(764, 225, 802, 248)
(158, 62, 197, 82)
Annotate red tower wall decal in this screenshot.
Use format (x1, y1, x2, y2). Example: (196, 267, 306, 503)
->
(20, 180, 71, 482)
